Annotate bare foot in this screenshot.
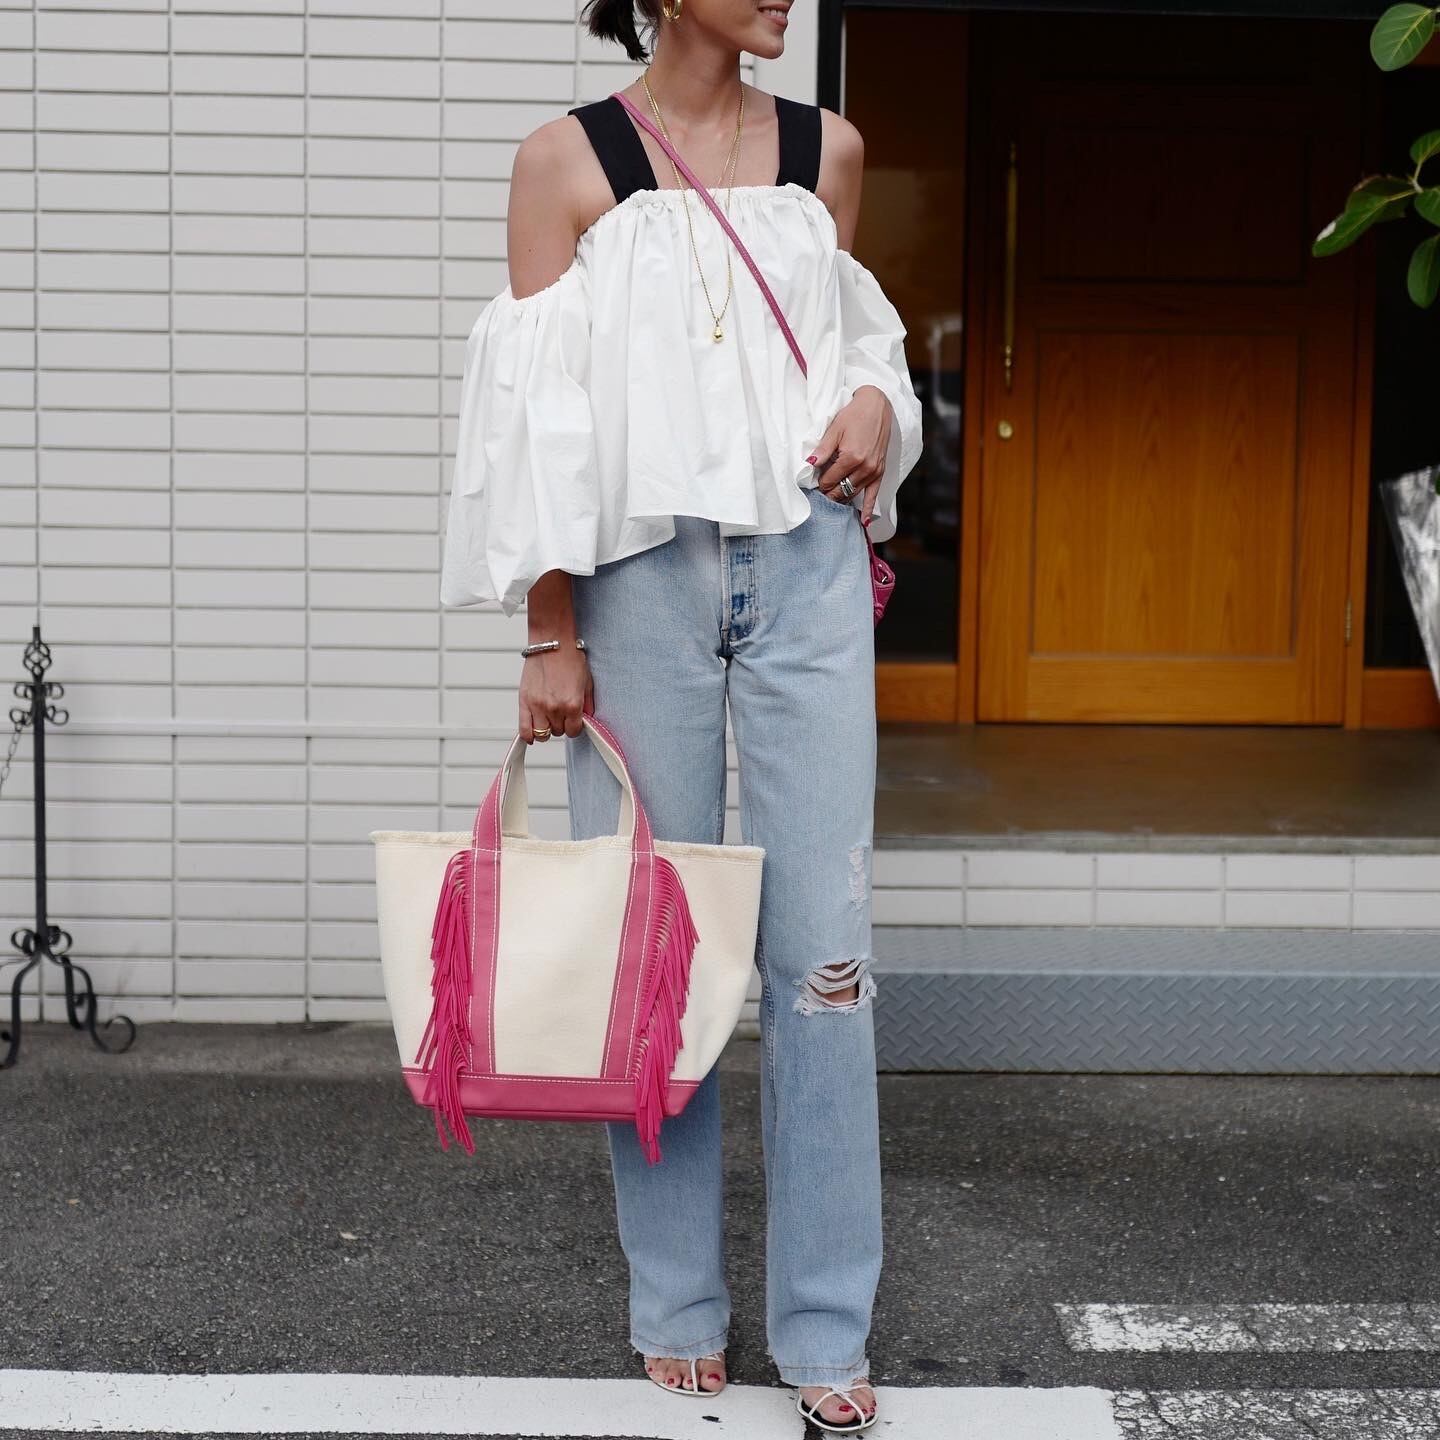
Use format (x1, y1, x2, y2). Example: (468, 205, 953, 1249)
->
(799, 1378, 876, 1426)
(644, 1351, 726, 1393)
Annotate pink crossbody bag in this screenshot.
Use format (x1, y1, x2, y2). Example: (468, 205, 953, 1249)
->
(613, 90, 896, 626)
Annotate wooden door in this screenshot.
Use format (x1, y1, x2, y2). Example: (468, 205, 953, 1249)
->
(974, 16, 1366, 723)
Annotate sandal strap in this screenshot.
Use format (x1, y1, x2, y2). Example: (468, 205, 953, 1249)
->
(799, 1381, 876, 1417)
(683, 1351, 726, 1389)
(805, 1381, 873, 1400)
(805, 1385, 866, 1405)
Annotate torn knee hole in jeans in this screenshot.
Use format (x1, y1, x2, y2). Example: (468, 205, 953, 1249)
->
(795, 955, 877, 1015)
(847, 843, 868, 907)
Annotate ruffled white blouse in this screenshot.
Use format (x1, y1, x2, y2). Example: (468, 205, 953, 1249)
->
(441, 180, 924, 617)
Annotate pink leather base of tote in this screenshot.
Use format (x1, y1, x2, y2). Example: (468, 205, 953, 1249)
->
(400, 1068, 700, 1124)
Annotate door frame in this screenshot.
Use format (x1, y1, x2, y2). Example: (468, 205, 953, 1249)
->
(827, 2, 1436, 727)
(973, 15, 1362, 725)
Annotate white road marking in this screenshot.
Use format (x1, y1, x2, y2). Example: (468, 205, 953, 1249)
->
(1056, 1302, 1440, 1352)
(1112, 1388, 1440, 1438)
(8, 1369, 1440, 1439)
(0, 1369, 1121, 1438)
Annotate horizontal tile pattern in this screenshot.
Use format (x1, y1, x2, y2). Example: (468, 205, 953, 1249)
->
(11, 755, 1439, 1026)
(3, 7, 752, 1024)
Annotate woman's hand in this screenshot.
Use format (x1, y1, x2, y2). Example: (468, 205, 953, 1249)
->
(808, 384, 893, 524)
(519, 569, 592, 745)
(519, 645, 592, 745)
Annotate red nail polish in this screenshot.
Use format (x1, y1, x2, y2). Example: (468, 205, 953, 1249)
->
(806, 454, 818, 464)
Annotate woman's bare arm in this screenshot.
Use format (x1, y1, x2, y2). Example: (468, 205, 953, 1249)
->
(808, 112, 894, 523)
(504, 121, 595, 741)
(819, 109, 865, 253)
(506, 121, 588, 299)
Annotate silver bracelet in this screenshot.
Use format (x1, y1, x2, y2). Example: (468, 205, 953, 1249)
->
(520, 637, 587, 657)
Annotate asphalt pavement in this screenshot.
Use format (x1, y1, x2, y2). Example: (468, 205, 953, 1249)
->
(4, 1019, 1440, 1439)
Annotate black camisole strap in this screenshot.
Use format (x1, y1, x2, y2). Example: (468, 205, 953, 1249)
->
(774, 94, 822, 193)
(567, 95, 660, 206)
(569, 92, 821, 203)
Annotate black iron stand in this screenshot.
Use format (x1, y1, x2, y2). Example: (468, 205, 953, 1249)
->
(2, 624, 135, 1067)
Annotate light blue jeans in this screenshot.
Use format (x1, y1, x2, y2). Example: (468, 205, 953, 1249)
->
(563, 484, 883, 1390)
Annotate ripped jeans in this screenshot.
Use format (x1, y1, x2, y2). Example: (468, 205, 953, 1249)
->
(564, 484, 883, 1389)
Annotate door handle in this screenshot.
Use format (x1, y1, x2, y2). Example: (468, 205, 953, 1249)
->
(1003, 140, 1018, 392)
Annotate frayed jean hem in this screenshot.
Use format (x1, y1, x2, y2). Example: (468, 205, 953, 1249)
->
(774, 1355, 871, 1388)
(630, 1323, 729, 1361)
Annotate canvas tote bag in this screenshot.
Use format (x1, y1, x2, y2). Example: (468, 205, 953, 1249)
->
(371, 712, 763, 1164)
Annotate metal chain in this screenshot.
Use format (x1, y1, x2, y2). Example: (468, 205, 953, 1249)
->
(640, 70, 743, 340)
(0, 702, 26, 800)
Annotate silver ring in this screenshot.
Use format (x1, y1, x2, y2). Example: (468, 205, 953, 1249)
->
(839, 475, 856, 500)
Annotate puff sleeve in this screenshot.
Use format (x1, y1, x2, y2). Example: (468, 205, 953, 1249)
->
(833, 248, 924, 544)
(440, 262, 599, 618)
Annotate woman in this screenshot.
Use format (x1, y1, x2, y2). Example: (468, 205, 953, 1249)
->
(440, 1, 923, 1431)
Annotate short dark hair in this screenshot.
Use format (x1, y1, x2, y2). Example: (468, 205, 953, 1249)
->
(580, 0, 662, 65)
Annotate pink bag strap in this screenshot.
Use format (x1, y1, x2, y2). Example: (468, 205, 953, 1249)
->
(611, 89, 891, 561)
(612, 90, 807, 379)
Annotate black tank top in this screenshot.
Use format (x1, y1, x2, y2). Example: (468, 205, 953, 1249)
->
(566, 92, 822, 207)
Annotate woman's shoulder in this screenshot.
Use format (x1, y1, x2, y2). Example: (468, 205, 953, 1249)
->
(817, 108, 864, 192)
(502, 112, 615, 299)
(749, 87, 856, 171)
(513, 109, 614, 218)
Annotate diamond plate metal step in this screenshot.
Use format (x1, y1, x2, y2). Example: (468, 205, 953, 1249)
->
(869, 926, 1440, 1074)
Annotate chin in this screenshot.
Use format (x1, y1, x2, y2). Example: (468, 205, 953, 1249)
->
(745, 31, 785, 60)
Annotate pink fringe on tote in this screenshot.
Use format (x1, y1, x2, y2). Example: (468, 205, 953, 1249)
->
(413, 843, 701, 1165)
(415, 845, 477, 1155)
(632, 853, 702, 1165)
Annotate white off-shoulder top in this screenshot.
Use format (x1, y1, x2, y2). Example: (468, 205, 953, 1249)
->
(440, 179, 924, 617)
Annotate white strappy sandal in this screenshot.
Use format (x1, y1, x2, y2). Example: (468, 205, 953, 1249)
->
(643, 1350, 727, 1396)
(793, 1380, 879, 1433)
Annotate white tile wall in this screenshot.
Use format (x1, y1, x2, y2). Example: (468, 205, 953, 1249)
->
(0, 3, 799, 1026)
(878, 850, 1432, 937)
(877, 850, 1437, 937)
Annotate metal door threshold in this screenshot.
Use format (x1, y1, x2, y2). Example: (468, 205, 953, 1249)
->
(871, 925, 1440, 1073)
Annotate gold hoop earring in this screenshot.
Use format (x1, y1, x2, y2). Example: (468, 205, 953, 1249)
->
(661, 0, 682, 19)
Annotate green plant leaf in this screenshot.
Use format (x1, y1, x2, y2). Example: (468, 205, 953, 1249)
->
(1417, 186, 1440, 224)
(1412, 128, 1440, 167)
(1314, 176, 1416, 254)
(1355, 175, 1417, 203)
(1371, 3, 1436, 70)
(1407, 232, 1440, 305)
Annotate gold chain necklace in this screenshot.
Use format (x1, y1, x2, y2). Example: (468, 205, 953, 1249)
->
(640, 72, 745, 342)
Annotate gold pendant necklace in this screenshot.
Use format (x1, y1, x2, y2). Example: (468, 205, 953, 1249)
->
(640, 72, 744, 342)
